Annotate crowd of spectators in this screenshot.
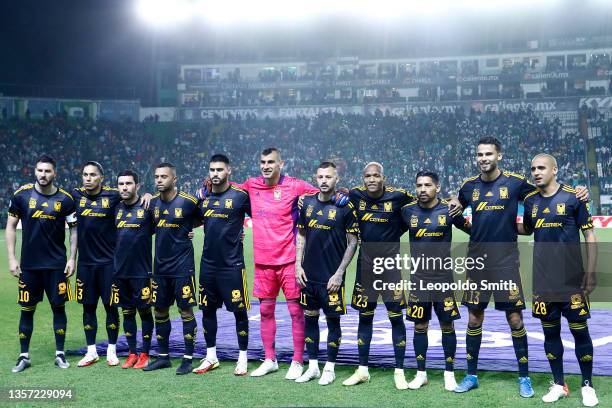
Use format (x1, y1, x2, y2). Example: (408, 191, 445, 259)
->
(0, 107, 590, 227)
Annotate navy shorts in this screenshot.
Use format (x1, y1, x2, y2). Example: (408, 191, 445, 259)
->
(18, 269, 72, 307)
(76, 263, 114, 305)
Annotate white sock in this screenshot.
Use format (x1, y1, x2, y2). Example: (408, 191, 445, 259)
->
(358, 365, 369, 375)
(56, 351, 64, 356)
(20, 352, 29, 358)
(395, 368, 405, 375)
(184, 355, 193, 360)
(309, 359, 318, 370)
(238, 350, 247, 362)
(159, 353, 168, 357)
(323, 361, 335, 371)
(416, 370, 427, 377)
(87, 345, 97, 355)
(206, 346, 217, 361)
(107, 344, 116, 354)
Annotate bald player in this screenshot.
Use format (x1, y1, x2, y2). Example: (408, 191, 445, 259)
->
(520, 154, 598, 407)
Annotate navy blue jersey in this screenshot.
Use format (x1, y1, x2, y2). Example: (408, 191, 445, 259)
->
(523, 184, 593, 292)
(349, 186, 415, 243)
(297, 194, 359, 284)
(458, 171, 536, 267)
(73, 186, 121, 266)
(114, 199, 154, 278)
(402, 199, 469, 281)
(152, 191, 199, 277)
(199, 185, 251, 271)
(8, 184, 76, 270)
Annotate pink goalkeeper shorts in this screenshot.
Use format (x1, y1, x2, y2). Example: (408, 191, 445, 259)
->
(253, 262, 300, 300)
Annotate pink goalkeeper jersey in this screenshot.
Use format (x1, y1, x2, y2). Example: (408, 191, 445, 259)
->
(239, 175, 317, 266)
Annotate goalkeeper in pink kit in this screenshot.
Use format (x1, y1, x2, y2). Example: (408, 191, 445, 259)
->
(198, 147, 347, 379)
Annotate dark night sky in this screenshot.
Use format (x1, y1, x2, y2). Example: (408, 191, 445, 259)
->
(2, 0, 612, 105)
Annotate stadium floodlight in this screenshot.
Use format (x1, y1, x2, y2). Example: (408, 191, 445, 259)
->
(135, 0, 580, 26)
(135, 0, 195, 27)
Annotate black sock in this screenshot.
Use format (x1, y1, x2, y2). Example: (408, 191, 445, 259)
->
(413, 328, 428, 371)
(389, 313, 406, 369)
(155, 312, 171, 355)
(182, 313, 197, 357)
(138, 308, 153, 353)
(83, 304, 98, 346)
(18, 306, 35, 354)
(569, 322, 593, 386)
(466, 324, 482, 375)
(122, 308, 137, 354)
(511, 325, 529, 377)
(234, 310, 249, 351)
(326, 316, 341, 363)
(542, 320, 564, 385)
(104, 304, 120, 344)
(51, 305, 67, 352)
(441, 328, 457, 371)
(304, 314, 320, 361)
(202, 309, 218, 348)
(357, 312, 374, 366)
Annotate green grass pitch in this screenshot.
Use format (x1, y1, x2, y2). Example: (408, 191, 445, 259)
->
(0, 228, 611, 407)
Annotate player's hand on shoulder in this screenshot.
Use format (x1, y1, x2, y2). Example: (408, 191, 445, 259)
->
(141, 193, 153, 210)
(8, 258, 21, 278)
(196, 177, 213, 200)
(64, 259, 75, 278)
(447, 197, 463, 217)
(332, 189, 350, 207)
(575, 185, 589, 202)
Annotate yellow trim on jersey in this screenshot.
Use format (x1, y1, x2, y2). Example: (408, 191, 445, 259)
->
(523, 189, 540, 201)
(562, 186, 576, 194)
(460, 175, 479, 189)
(229, 185, 248, 195)
(341, 287, 346, 314)
(503, 170, 526, 180)
(58, 188, 74, 200)
(66, 280, 73, 301)
(401, 201, 417, 209)
(353, 185, 366, 191)
(241, 268, 251, 311)
(179, 192, 198, 204)
(102, 186, 119, 191)
(14, 183, 34, 195)
(440, 198, 449, 205)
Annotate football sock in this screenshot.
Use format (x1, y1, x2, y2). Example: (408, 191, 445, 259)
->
(202, 309, 218, 348)
(182, 313, 197, 357)
(18, 306, 35, 354)
(569, 321, 593, 386)
(287, 299, 305, 364)
(104, 303, 119, 345)
(154, 311, 171, 355)
(389, 312, 407, 369)
(466, 324, 482, 375)
(413, 328, 428, 371)
(234, 310, 249, 351)
(259, 298, 277, 361)
(542, 320, 564, 385)
(511, 325, 529, 377)
(357, 311, 374, 366)
(441, 328, 457, 371)
(138, 307, 153, 353)
(304, 313, 320, 361)
(122, 308, 138, 354)
(83, 304, 98, 346)
(326, 316, 341, 363)
(51, 304, 67, 352)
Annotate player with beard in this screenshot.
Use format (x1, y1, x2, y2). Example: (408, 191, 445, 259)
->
(112, 170, 155, 370)
(193, 154, 251, 376)
(196, 147, 348, 380)
(343, 162, 463, 389)
(144, 163, 200, 375)
(7, 155, 77, 372)
(454, 137, 588, 397)
(401, 170, 470, 391)
(294, 162, 359, 385)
